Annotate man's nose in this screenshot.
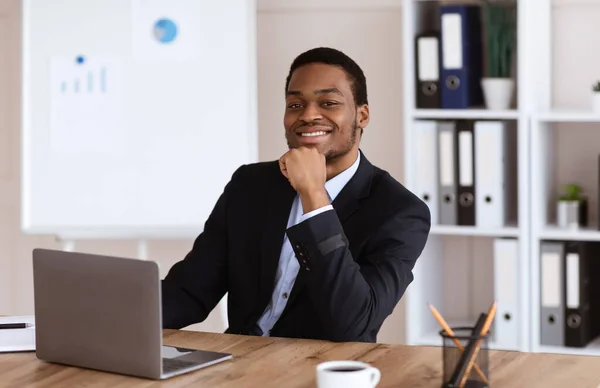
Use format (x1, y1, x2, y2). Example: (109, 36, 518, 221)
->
(299, 102, 322, 122)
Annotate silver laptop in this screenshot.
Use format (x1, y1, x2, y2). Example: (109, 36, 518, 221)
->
(32, 248, 232, 380)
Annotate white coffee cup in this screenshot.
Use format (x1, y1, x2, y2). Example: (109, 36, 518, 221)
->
(316, 360, 381, 388)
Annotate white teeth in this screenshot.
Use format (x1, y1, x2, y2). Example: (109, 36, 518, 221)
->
(300, 131, 328, 137)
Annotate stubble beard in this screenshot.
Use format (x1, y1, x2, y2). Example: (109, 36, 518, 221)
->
(323, 120, 359, 163)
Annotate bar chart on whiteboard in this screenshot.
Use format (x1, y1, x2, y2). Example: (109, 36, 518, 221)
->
(49, 56, 127, 156)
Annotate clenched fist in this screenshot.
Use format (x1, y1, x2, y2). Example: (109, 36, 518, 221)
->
(279, 147, 330, 213)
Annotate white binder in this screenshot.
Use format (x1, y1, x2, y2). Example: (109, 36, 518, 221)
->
(474, 121, 508, 228)
(493, 238, 519, 350)
(414, 120, 439, 225)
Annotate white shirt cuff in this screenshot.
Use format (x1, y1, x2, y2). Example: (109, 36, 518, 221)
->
(296, 205, 334, 225)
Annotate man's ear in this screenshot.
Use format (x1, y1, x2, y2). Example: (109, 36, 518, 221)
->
(357, 104, 370, 130)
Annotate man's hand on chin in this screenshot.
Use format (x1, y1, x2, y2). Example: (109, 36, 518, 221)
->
(278, 147, 330, 213)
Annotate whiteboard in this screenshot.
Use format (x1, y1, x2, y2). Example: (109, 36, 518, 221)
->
(21, 0, 258, 239)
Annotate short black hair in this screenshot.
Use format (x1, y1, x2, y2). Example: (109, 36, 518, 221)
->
(284, 47, 368, 107)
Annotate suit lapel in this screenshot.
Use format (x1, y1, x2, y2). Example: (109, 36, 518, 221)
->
(257, 165, 297, 314)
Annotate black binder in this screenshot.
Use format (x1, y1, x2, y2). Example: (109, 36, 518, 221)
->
(415, 31, 440, 109)
(564, 241, 600, 347)
(456, 120, 476, 226)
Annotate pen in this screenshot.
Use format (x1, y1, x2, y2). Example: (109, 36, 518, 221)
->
(0, 323, 33, 330)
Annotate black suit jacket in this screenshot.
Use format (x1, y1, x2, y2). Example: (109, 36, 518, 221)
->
(161, 151, 431, 342)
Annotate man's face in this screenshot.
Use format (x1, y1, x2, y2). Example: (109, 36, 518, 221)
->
(284, 63, 364, 163)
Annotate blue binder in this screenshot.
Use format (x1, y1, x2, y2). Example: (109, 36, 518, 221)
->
(439, 5, 483, 109)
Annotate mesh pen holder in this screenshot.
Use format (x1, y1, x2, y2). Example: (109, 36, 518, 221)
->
(439, 327, 491, 388)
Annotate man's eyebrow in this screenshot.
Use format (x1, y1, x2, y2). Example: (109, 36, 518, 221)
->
(286, 88, 344, 97)
(315, 88, 343, 96)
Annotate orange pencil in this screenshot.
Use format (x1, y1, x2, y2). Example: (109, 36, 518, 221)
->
(458, 301, 497, 388)
(427, 303, 489, 384)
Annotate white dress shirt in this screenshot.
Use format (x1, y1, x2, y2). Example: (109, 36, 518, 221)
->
(256, 152, 361, 336)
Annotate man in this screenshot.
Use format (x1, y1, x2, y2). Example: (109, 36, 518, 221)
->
(161, 47, 431, 343)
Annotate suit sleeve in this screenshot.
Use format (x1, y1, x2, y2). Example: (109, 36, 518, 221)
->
(285, 197, 431, 342)
(161, 166, 244, 329)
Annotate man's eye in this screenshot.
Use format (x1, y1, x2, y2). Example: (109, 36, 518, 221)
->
(323, 101, 338, 107)
(287, 103, 302, 109)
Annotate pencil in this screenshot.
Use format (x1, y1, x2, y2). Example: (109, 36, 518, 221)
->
(428, 303, 489, 384)
(457, 301, 498, 388)
(446, 313, 488, 387)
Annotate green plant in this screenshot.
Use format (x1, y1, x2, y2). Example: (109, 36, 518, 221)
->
(559, 183, 585, 201)
(482, 0, 516, 78)
(592, 80, 600, 92)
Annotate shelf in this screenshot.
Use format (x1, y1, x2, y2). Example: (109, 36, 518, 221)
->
(535, 110, 600, 123)
(537, 337, 600, 357)
(412, 109, 520, 120)
(430, 225, 520, 237)
(538, 226, 600, 241)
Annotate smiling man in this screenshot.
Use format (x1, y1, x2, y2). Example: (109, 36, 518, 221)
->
(161, 47, 431, 343)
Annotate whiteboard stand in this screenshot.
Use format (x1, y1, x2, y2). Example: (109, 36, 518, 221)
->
(137, 240, 149, 260)
(61, 239, 75, 252)
(59, 239, 150, 260)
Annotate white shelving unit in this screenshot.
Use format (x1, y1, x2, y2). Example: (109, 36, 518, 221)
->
(531, 109, 600, 356)
(528, 0, 600, 357)
(401, 0, 531, 353)
(402, 0, 600, 357)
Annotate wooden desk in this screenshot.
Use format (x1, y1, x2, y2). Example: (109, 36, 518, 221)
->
(1, 330, 599, 387)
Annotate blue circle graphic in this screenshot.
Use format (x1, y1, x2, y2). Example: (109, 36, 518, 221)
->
(153, 18, 178, 44)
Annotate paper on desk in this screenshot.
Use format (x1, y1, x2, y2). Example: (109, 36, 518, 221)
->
(0, 316, 35, 353)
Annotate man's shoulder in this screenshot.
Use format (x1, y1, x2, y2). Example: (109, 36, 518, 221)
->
(368, 164, 429, 215)
(230, 160, 281, 184)
(369, 165, 410, 198)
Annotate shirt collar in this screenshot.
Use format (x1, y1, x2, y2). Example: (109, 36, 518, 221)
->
(324, 151, 361, 202)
